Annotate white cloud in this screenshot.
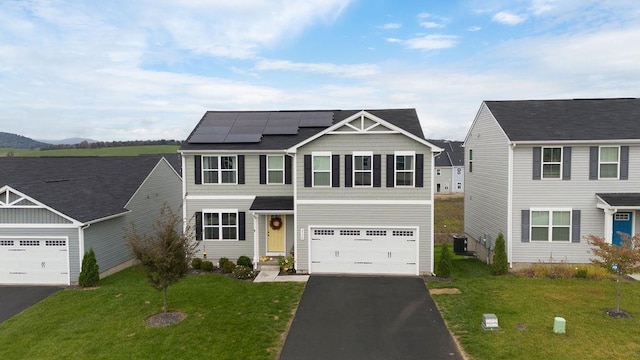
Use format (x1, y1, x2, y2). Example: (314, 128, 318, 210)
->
(467, 26, 482, 32)
(417, 12, 448, 29)
(378, 22, 401, 30)
(255, 59, 380, 77)
(390, 35, 458, 50)
(492, 11, 527, 25)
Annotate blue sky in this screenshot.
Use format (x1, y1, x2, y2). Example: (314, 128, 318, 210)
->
(1, 0, 639, 141)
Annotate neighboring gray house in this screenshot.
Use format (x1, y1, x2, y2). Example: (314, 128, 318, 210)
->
(464, 98, 640, 266)
(0, 155, 182, 285)
(179, 109, 442, 275)
(428, 140, 464, 194)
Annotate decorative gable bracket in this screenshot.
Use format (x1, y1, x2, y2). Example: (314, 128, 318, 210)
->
(329, 113, 396, 134)
(0, 187, 39, 208)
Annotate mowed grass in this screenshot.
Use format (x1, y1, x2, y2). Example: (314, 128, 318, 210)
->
(0, 145, 179, 157)
(0, 267, 305, 359)
(434, 194, 464, 234)
(429, 247, 640, 360)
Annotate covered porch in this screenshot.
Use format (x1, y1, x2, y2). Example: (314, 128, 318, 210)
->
(249, 196, 295, 267)
(596, 193, 640, 245)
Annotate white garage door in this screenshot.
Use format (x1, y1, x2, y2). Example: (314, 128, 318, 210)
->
(0, 238, 69, 285)
(310, 227, 418, 275)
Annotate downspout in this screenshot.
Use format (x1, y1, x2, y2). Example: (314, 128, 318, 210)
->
(78, 223, 91, 284)
(507, 143, 515, 268)
(252, 213, 259, 266)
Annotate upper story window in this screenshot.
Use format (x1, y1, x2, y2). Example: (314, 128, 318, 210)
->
(203, 211, 237, 240)
(469, 149, 473, 173)
(395, 151, 415, 187)
(203, 155, 237, 184)
(267, 155, 284, 184)
(599, 146, 619, 179)
(542, 147, 562, 179)
(353, 152, 372, 187)
(436, 168, 441, 176)
(531, 209, 571, 242)
(313, 152, 331, 187)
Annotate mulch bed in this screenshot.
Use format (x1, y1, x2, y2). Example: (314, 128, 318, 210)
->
(146, 311, 186, 327)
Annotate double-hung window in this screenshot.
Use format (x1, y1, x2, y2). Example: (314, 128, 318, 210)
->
(202, 155, 237, 184)
(599, 146, 619, 178)
(267, 155, 284, 184)
(353, 152, 372, 187)
(542, 147, 562, 179)
(395, 151, 415, 187)
(203, 211, 238, 240)
(531, 209, 571, 242)
(313, 152, 331, 187)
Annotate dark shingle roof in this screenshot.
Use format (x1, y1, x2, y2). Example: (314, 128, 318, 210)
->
(597, 193, 640, 207)
(250, 196, 294, 211)
(485, 98, 640, 142)
(0, 155, 174, 223)
(180, 109, 425, 151)
(428, 140, 464, 167)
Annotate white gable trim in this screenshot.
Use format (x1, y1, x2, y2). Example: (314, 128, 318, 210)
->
(0, 185, 82, 225)
(287, 110, 443, 153)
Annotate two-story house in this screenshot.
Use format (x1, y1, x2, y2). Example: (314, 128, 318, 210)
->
(464, 98, 640, 266)
(428, 139, 464, 194)
(179, 109, 442, 275)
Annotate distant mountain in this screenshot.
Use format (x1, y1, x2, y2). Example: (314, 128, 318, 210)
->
(0, 132, 50, 149)
(38, 137, 98, 145)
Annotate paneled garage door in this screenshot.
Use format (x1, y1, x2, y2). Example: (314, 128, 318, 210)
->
(309, 227, 418, 275)
(0, 238, 69, 285)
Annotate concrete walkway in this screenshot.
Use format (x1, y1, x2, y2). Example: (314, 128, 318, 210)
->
(253, 267, 309, 283)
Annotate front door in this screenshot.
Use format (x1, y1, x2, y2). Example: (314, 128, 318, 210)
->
(267, 215, 286, 254)
(613, 212, 633, 246)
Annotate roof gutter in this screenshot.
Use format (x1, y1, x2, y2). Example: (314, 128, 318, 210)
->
(82, 210, 131, 226)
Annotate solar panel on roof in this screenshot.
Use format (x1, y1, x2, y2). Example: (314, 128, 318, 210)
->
(223, 134, 262, 143)
(262, 126, 299, 135)
(299, 112, 333, 127)
(188, 134, 227, 143)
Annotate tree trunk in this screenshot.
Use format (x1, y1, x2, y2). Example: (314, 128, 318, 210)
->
(163, 286, 168, 313)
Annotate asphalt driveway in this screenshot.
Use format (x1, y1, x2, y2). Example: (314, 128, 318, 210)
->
(0, 286, 61, 323)
(280, 275, 463, 360)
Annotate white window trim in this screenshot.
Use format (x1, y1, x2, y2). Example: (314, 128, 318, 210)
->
(202, 209, 239, 241)
(530, 208, 572, 242)
(312, 152, 332, 187)
(541, 147, 562, 180)
(598, 145, 620, 179)
(267, 155, 285, 185)
(395, 151, 415, 188)
(201, 155, 238, 185)
(352, 151, 373, 188)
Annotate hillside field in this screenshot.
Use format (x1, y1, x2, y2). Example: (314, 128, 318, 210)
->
(0, 145, 179, 157)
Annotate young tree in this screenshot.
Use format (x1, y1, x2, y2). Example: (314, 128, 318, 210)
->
(492, 233, 509, 275)
(125, 204, 197, 313)
(78, 248, 100, 287)
(587, 233, 640, 314)
(437, 243, 453, 278)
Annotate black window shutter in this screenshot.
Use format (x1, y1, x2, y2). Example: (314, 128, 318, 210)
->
(571, 210, 581, 243)
(532, 147, 541, 180)
(373, 154, 381, 187)
(304, 155, 312, 187)
(415, 154, 424, 187)
(195, 212, 203, 241)
(386, 154, 395, 187)
(259, 155, 267, 184)
(285, 156, 292, 184)
(237, 155, 245, 184)
(562, 147, 571, 180)
(345, 155, 352, 187)
(332, 154, 340, 187)
(238, 212, 246, 241)
(521, 210, 530, 242)
(620, 146, 629, 180)
(195, 156, 202, 185)
(589, 146, 598, 180)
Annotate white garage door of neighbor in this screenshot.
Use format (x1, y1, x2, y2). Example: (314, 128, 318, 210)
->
(310, 227, 418, 275)
(0, 238, 69, 285)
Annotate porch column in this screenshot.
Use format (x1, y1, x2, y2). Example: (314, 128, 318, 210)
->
(603, 209, 615, 244)
(252, 213, 259, 265)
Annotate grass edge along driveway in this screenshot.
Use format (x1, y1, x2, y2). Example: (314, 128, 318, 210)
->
(0, 267, 305, 360)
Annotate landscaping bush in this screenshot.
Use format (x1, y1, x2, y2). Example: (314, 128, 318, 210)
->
(516, 263, 613, 280)
(223, 261, 236, 274)
(201, 260, 214, 272)
(78, 248, 100, 287)
(492, 233, 509, 275)
(278, 255, 295, 273)
(191, 258, 202, 270)
(237, 255, 253, 269)
(218, 257, 230, 269)
(437, 243, 452, 278)
(233, 265, 254, 279)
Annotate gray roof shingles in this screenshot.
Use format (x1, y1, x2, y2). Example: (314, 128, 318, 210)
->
(428, 140, 464, 167)
(250, 196, 294, 211)
(485, 98, 640, 142)
(0, 155, 176, 223)
(597, 193, 640, 207)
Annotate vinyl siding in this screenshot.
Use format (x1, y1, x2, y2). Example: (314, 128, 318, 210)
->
(452, 166, 464, 193)
(435, 167, 453, 194)
(0, 208, 73, 224)
(464, 104, 511, 246)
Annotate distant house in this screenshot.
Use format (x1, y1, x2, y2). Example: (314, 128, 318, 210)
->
(428, 140, 464, 194)
(0, 155, 182, 285)
(464, 98, 640, 265)
(179, 109, 442, 275)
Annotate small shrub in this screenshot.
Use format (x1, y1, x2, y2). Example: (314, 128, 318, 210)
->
(233, 265, 254, 279)
(78, 248, 100, 287)
(191, 258, 203, 269)
(218, 257, 230, 269)
(575, 268, 588, 278)
(223, 261, 236, 273)
(201, 260, 214, 272)
(492, 233, 509, 275)
(278, 255, 295, 273)
(237, 255, 253, 269)
(437, 244, 452, 278)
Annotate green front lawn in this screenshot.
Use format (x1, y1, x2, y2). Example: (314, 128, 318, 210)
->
(430, 247, 640, 360)
(0, 267, 304, 359)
